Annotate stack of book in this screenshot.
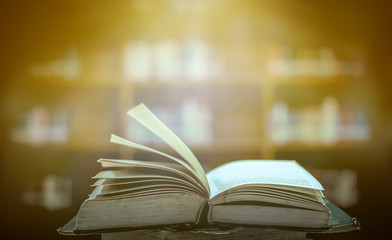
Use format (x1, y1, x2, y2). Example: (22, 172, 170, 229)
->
(58, 104, 359, 239)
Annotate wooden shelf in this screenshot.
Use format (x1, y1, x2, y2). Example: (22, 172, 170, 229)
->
(28, 74, 358, 88)
(275, 141, 370, 152)
(122, 78, 263, 88)
(9, 140, 117, 153)
(272, 75, 357, 86)
(28, 75, 122, 88)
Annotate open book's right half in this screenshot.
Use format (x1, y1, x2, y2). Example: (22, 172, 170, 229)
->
(206, 160, 329, 229)
(206, 160, 359, 232)
(58, 103, 359, 235)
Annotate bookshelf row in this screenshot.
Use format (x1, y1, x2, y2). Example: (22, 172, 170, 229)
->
(30, 75, 360, 89)
(28, 41, 365, 87)
(9, 93, 371, 155)
(7, 40, 370, 160)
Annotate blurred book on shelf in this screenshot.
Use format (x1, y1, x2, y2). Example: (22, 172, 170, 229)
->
(309, 168, 359, 208)
(30, 47, 82, 81)
(22, 174, 72, 211)
(268, 96, 371, 146)
(10, 106, 68, 145)
(123, 39, 224, 83)
(267, 44, 365, 78)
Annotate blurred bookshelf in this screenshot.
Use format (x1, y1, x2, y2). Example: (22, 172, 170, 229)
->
(2, 1, 391, 240)
(7, 40, 372, 159)
(6, 43, 372, 165)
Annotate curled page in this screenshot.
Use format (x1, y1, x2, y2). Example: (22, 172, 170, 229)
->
(127, 103, 210, 195)
(97, 158, 207, 197)
(110, 134, 208, 197)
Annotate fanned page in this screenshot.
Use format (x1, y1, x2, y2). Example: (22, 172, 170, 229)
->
(97, 159, 207, 197)
(110, 133, 209, 198)
(207, 160, 324, 199)
(113, 103, 210, 195)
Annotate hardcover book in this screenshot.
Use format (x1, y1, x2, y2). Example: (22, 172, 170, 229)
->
(58, 104, 359, 235)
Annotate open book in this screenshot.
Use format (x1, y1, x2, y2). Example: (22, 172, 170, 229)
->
(59, 104, 359, 234)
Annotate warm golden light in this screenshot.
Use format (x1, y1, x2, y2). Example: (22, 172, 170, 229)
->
(0, 1, 391, 240)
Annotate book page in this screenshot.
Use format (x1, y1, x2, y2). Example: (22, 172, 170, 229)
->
(91, 182, 201, 198)
(97, 159, 206, 196)
(98, 158, 186, 171)
(127, 103, 210, 194)
(93, 169, 188, 180)
(110, 134, 209, 197)
(110, 135, 193, 172)
(207, 160, 324, 199)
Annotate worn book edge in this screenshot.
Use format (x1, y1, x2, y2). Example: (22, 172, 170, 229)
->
(57, 200, 359, 236)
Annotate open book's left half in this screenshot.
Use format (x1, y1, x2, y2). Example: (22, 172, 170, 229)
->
(73, 103, 211, 231)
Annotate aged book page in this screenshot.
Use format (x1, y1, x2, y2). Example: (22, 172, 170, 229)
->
(207, 160, 324, 199)
(110, 135, 198, 178)
(97, 159, 206, 196)
(127, 103, 210, 194)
